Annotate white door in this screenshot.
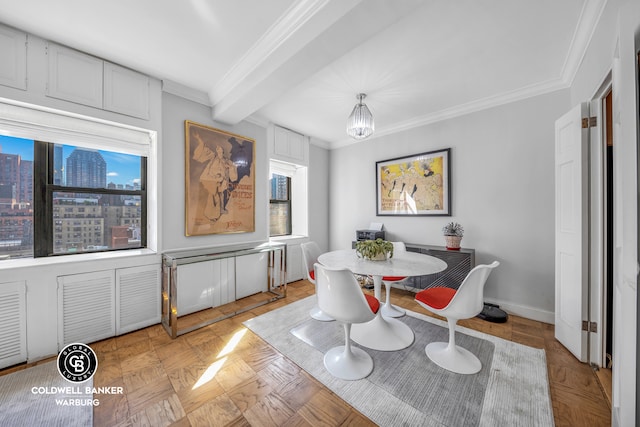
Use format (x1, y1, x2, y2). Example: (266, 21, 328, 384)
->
(555, 103, 589, 362)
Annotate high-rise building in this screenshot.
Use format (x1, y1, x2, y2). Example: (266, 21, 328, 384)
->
(0, 152, 21, 202)
(53, 144, 63, 185)
(65, 148, 106, 188)
(19, 159, 33, 203)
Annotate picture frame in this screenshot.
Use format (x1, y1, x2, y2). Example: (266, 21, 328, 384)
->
(376, 148, 451, 216)
(185, 120, 255, 236)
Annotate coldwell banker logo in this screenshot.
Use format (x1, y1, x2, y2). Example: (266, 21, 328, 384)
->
(57, 343, 98, 383)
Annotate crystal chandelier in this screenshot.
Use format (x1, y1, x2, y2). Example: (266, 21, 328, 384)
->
(346, 93, 374, 140)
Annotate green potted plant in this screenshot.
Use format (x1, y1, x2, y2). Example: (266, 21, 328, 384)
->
(355, 238, 394, 261)
(442, 222, 464, 250)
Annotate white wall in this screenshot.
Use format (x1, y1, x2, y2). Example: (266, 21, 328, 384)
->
(308, 141, 330, 253)
(329, 89, 571, 323)
(161, 92, 270, 251)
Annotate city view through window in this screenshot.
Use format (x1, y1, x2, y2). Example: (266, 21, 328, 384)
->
(0, 134, 144, 259)
(269, 173, 290, 236)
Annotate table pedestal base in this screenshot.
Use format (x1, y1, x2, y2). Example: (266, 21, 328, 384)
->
(381, 303, 406, 318)
(351, 313, 415, 351)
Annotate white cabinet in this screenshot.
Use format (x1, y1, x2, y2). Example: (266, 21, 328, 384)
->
(236, 252, 268, 298)
(0, 281, 27, 369)
(286, 244, 304, 282)
(47, 43, 104, 108)
(0, 25, 27, 90)
(104, 62, 150, 119)
(116, 264, 162, 335)
(272, 125, 309, 165)
(176, 261, 215, 316)
(212, 258, 235, 308)
(176, 258, 235, 316)
(46, 42, 150, 119)
(57, 271, 116, 349)
(57, 264, 161, 348)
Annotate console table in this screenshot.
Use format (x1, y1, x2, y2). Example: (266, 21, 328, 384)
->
(161, 242, 286, 338)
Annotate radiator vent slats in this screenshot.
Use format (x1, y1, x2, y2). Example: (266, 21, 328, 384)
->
(116, 265, 161, 334)
(58, 272, 115, 349)
(0, 282, 27, 368)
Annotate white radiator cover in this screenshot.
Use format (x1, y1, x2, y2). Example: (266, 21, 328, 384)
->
(116, 264, 161, 334)
(57, 271, 115, 349)
(0, 281, 26, 369)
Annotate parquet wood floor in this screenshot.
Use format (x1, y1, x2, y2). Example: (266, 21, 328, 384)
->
(1, 280, 611, 426)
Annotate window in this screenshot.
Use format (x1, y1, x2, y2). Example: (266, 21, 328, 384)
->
(269, 173, 291, 236)
(0, 134, 146, 259)
(269, 160, 308, 238)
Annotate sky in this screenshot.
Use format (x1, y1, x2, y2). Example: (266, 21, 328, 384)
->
(0, 134, 141, 186)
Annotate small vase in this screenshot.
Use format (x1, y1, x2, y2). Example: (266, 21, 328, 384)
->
(370, 252, 388, 261)
(445, 235, 462, 250)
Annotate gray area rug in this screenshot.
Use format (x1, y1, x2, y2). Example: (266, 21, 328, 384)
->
(0, 361, 93, 427)
(243, 296, 554, 427)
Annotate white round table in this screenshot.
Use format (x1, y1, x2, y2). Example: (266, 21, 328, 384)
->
(317, 249, 447, 351)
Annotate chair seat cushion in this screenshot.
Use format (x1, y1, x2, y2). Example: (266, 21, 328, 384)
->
(382, 276, 407, 282)
(308, 270, 315, 280)
(415, 287, 456, 310)
(365, 294, 380, 314)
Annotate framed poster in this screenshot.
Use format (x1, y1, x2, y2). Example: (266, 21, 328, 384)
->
(376, 148, 450, 216)
(185, 120, 255, 236)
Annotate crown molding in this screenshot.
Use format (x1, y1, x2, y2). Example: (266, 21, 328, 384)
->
(309, 137, 331, 150)
(560, 0, 608, 85)
(329, 0, 607, 150)
(330, 77, 568, 150)
(161, 79, 211, 106)
(244, 113, 270, 129)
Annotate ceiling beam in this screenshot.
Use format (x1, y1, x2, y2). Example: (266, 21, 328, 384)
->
(210, 0, 425, 125)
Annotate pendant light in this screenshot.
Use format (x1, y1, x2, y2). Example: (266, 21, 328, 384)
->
(346, 93, 374, 140)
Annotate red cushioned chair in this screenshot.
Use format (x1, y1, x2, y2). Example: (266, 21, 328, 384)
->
(314, 263, 380, 380)
(301, 241, 333, 321)
(380, 241, 409, 318)
(415, 261, 500, 374)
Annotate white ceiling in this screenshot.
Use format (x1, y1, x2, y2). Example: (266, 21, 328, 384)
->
(0, 0, 605, 149)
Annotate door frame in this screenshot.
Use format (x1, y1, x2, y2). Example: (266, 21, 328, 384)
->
(589, 73, 612, 367)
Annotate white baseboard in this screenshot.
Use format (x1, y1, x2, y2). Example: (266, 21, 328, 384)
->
(483, 297, 555, 324)
(389, 282, 556, 324)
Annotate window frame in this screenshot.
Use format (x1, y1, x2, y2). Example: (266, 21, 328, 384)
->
(269, 174, 292, 237)
(0, 98, 157, 264)
(32, 140, 147, 257)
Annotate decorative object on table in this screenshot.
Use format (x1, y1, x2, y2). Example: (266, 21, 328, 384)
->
(355, 238, 394, 261)
(184, 120, 255, 236)
(376, 148, 451, 216)
(442, 221, 464, 250)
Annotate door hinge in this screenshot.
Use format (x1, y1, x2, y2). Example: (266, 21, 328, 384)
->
(582, 320, 598, 333)
(581, 117, 597, 128)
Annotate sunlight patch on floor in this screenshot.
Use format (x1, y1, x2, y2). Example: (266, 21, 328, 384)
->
(192, 328, 248, 390)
